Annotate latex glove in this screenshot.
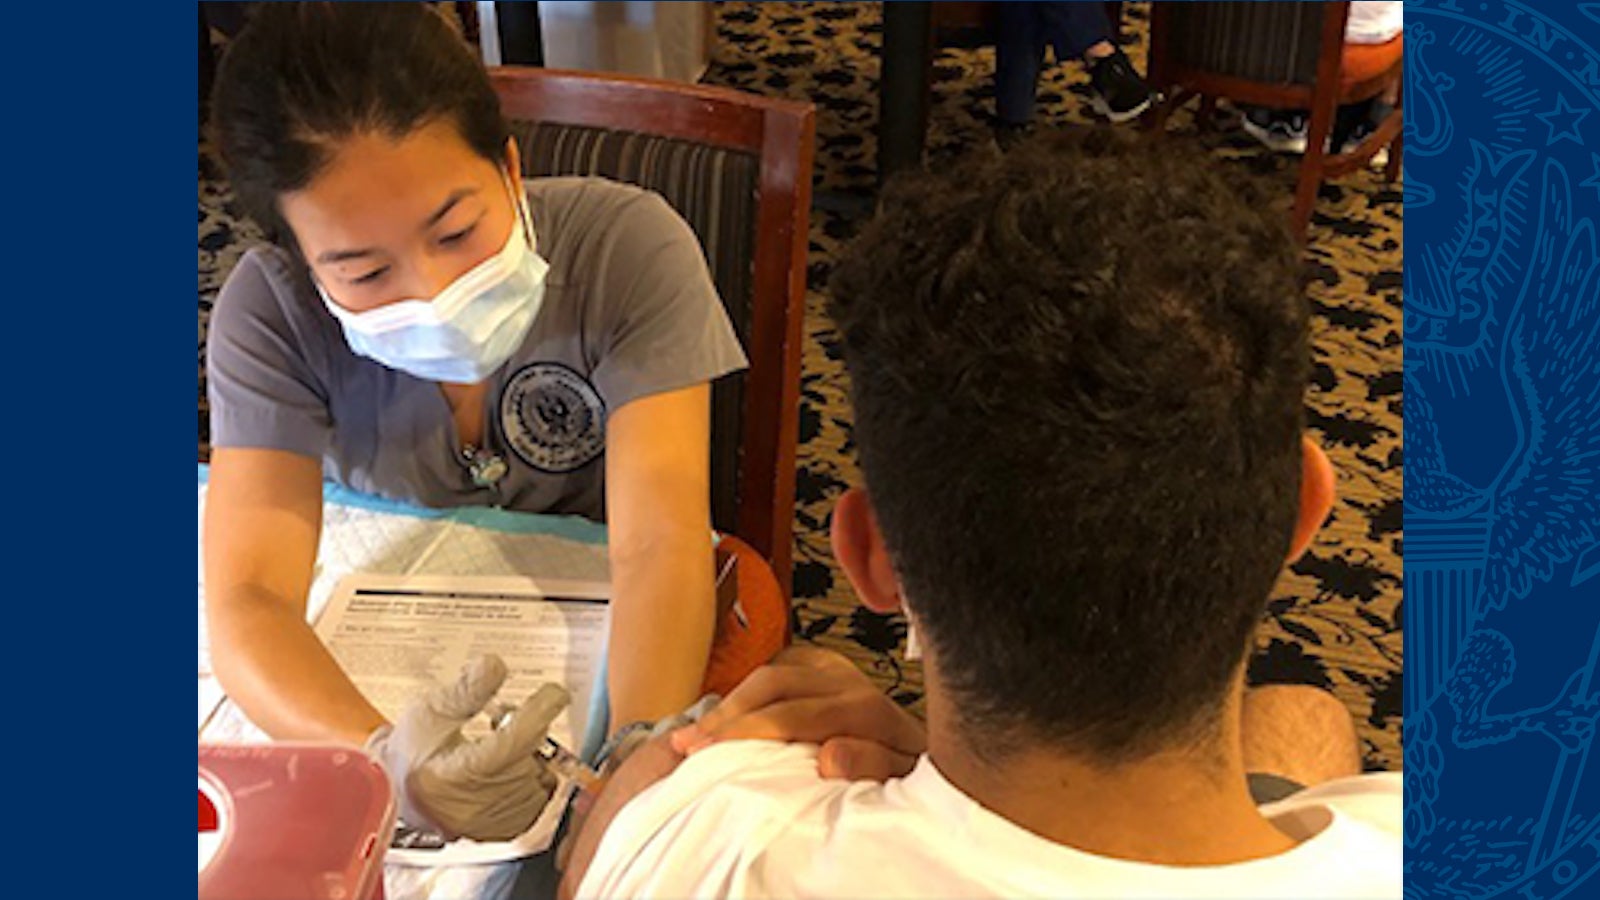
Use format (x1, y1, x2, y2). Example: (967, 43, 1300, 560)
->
(366, 654, 570, 841)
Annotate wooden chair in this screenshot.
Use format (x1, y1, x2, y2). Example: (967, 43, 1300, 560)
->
(1146, 1, 1404, 240)
(488, 66, 815, 601)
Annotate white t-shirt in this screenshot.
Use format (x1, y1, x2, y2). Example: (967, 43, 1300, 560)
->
(1346, 1, 1404, 44)
(578, 741, 1403, 899)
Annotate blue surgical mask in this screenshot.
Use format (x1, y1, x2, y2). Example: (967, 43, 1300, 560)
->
(317, 183, 549, 384)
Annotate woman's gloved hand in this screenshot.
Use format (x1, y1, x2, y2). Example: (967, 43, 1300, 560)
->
(365, 654, 570, 841)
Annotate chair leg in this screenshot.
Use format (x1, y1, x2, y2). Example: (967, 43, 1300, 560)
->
(1384, 130, 1403, 182)
(1384, 75, 1404, 182)
(1146, 86, 1192, 135)
(1294, 92, 1339, 240)
(1152, 89, 1177, 133)
(1291, 156, 1320, 240)
(1292, 126, 1331, 240)
(1146, 95, 1171, 135)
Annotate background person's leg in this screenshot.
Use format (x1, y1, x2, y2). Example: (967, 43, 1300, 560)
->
(994, 2, 1048, 129)
(1032, 0, 1114, 61)
(1032, 0, 1151, 123)
(1241, 685, 1364, 791)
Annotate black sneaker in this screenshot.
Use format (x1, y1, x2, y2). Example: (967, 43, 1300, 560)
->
(1239, 105, 1309, 153)
(1087, 48, 1154, 123)
(1338, 100, 1394, 167)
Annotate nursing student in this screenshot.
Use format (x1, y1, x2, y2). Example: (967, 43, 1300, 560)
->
(203, 3, 745, 840)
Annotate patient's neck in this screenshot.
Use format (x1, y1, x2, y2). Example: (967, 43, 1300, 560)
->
(924, 676, 1297, 866)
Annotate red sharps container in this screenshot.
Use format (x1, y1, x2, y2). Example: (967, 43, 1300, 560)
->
(200, 743, 396, 900)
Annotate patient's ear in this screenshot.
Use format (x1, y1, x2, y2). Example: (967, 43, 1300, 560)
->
(831, 487, 903, 614)
(1288, 435, 1337, 563)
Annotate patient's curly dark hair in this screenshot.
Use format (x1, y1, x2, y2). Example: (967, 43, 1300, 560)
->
(829, 127, 1308, 761)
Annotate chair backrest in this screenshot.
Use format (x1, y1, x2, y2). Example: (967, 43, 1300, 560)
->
(1149, 1, 1349, 104)
(489, 66, 815, 599)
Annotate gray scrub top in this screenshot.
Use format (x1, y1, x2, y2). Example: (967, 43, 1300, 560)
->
(206, 176, 749, 521)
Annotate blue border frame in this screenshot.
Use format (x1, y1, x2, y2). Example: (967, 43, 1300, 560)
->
(26, 2, 198, 890)
(1403, 1, 1600, 895)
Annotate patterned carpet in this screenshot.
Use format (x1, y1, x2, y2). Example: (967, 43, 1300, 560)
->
(199, 2, 1403, 770)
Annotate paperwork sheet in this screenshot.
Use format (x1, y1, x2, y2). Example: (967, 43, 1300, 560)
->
(204, 573, 609, 752)
(197, 472, 612, 737)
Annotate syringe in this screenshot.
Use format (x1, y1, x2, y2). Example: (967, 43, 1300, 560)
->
(535, 736, 605, 795)
(488, 702, 605, 795)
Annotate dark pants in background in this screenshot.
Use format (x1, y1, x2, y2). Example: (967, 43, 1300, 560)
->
(994, 1, 1114, 125)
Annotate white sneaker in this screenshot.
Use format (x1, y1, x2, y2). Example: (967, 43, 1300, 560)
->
(1240, 107, 1308, 153)
(1338, 120, 1390, 169)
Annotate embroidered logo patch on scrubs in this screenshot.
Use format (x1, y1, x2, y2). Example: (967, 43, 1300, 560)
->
(500, 362, 607, 473)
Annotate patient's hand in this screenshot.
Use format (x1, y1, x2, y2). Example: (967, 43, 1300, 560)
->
(669, 645, 927, 781)
(556, 648, 926, 898)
